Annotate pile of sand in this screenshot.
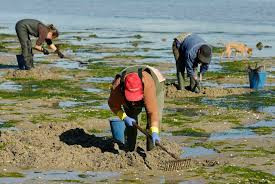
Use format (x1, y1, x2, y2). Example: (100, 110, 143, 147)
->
(0, 123, 181, 171)
(165, 85, 252, 98)
(5, 66, 60, 80)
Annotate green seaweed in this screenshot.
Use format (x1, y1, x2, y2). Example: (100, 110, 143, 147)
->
(191, 141, 225, 149)
(66, 108, 113, 120)
(89, 34, 97, 38)
(78, 174, 88, 178)
(0, 120, 19, 128)
(221, 146, 275, 157)
(0, 33, 16, 40)
(102, 54, 160, 60)
(87, 62, 124, 77)
(0, 79, 102, 101)
(133, 34, 142, 39)
(74, 36, 82, 41)
(221, 165, 275, 183)
(172, 128, 209, 137)
(0, 172, 25, 178)
(202, 89, 275, 111)
(98, 179, 109, 182)
(212, 46, 224, 54)
(55, 43, 85, 52)
(52, 180, 84, 183)
(0, 143, 7, 150)
(250, 127, 273, 135)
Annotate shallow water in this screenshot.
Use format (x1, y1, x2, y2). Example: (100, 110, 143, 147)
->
(82, 87, 103, 93)
(0, 170, 120, 184)
(202, 91, 275, 112)
(202, 81, 248, 88)
(58, 100, 99, 108)
(51, 60, 87, 69)
(181, 146, 217, 158)
(86, 77, 113, 83)
(0, 81, 22, 91)
(1, 0, 275, 59)
(209, 119, 274, 141)
(58, 101, 85, 108)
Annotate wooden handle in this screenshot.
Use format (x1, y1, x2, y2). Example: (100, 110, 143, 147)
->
(133, 122, 180, 160)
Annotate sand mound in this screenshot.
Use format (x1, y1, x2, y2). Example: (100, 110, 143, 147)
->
(165, 85, 252, 98)
(0, 123, 181, 171)
(5, 66, 60, 80)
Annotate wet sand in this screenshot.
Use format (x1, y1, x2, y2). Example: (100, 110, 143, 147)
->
(0, 31, 274, 183)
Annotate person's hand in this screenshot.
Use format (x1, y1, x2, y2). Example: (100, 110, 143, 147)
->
(152, 132, 160, 145)
(42, 48, 49, 55)
(124, 116, 136, 127)
(55, 49, 64, 58)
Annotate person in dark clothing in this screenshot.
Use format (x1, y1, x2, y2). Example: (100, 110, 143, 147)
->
(172, 33, 212, 93)
(15, 19, 64, 70)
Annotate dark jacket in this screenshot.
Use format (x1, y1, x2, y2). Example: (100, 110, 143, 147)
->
(180, 34, 210, 77)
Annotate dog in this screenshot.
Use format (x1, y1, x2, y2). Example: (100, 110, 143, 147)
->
(221, 42, 253, 59)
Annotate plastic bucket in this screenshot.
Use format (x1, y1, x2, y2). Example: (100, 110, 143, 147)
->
(109, 118, 125, 144)
(249, 71, 266, 89)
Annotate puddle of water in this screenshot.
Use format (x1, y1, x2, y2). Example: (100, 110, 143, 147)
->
(52, 60, 87, 69)
(0, 170, 119, 184)
(179, 180, 205, 184)
(58, 100, 100, 108)
(202, 81, 247, 88)
(94, 103, 109, 110)
(83, 87, 103, 93)
(181, 146, 217, 158)
(247, 119, 275, 128)
(58, 101, 85, 108)
(0, 81, 22, 91)
(258, 106, 275, 116)
(86, 77, 113, 83)
(209, 119, 274, 141)
(0, 120, 18, 131)
(202, 91, 274, 112)
(0, 71, 5, 77)
(209, 128, 257, 141)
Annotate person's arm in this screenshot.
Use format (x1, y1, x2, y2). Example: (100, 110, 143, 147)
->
(199, 73, 203, 81)
(34, 45, 43, 52)
(200, 63, 209, 76)
(142, 72, 159, 129)
(108, 77, 125, 119)
(143, 72, 160, 144)
(34, 24, 48, 52)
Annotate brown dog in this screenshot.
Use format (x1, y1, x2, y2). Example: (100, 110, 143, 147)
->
(221, 42, 253, 59)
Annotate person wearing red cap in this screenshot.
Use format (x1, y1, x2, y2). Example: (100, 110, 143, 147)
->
(108, 65, 165, 151)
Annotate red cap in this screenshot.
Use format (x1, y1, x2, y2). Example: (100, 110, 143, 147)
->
(124, 73, 143, 101)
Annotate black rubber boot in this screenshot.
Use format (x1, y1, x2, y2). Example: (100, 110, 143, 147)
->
(146, 130, 155, 151)
(16, 55, 25, 70)
(125, 125, 137, 152)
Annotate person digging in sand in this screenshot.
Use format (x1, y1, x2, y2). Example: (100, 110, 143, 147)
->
(172, 33, 212, 93)
(15, 19, 64, 70)
(108, 65, 165, 151)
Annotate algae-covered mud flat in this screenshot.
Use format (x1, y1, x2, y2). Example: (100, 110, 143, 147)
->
(1, 0, 275, 183)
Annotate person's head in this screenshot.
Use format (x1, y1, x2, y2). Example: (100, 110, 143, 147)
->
(46, 24, 59, 40)
(124, 73, 144, 106)
(197, 44, 212, 64)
